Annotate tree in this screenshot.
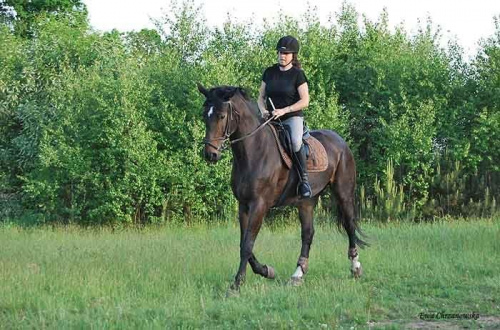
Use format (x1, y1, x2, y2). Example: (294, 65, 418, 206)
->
(0, 0, 86, 37)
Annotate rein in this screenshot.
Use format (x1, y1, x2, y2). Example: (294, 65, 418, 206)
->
(203, 101, 275, 151)
(231, 115, 275, 143)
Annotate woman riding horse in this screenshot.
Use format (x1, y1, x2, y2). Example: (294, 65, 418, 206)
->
(198, 38, 366, 293)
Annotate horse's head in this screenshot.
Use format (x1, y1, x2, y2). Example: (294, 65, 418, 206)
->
(198, 83, 243, 163)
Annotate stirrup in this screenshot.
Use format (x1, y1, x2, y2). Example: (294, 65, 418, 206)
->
(298, 181, 312, 198)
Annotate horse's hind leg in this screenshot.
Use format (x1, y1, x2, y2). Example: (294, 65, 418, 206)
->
(332, 153, 364, 278)
(336, 191, 362, 278)
(290, 197, 318, 285)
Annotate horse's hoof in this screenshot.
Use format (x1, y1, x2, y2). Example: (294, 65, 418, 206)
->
(351, 264, 362, 279)
(289, 276, 304, 286)
(265, 265, 276, 279)
(226, 286, 240, 298)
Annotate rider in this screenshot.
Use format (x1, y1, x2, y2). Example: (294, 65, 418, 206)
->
(257, 35, 312, 199)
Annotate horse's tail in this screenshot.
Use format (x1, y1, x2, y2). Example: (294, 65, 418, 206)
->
(334, 195, 369, 248)
(331, 146, 369, 248)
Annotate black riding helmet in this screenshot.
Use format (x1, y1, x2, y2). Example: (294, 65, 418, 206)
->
(276, 35, 299, 53)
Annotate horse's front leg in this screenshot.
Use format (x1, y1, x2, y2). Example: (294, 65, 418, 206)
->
(230, 199, 269, 293)
(290, 197, 318, 286)
(239, 205, 276, 281)
(248, 254, 275, 280)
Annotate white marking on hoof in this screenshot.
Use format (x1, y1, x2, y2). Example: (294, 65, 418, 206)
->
(289, 266, 305, 286)
(350, 255, 362, 278)
(292, 265, 304, 279)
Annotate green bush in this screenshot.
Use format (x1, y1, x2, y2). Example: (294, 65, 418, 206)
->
(1, 2, 499, 224)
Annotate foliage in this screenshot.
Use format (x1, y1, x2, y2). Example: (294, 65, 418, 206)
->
(360, 159, 416, 222)
(1, 1, 499, 224)
(0, 0, 86, 37)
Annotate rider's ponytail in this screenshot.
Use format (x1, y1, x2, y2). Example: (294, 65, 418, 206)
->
(292, 53, 302, 69)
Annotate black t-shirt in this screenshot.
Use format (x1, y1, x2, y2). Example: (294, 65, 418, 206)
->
(262, 64, 308, 121)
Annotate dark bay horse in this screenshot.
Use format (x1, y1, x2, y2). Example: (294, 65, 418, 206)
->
(198, 84, 366, 291)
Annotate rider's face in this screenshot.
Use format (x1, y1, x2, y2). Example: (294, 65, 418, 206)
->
(278, 51, 293, 66)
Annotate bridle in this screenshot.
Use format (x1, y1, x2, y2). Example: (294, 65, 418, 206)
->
(202, 101, 238, 152)
(202, 101, 275, 152)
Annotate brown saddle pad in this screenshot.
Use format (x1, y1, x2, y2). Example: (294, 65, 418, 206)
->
(270, 125, 328, 173)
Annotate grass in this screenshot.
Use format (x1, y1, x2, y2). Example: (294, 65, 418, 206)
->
(0, 218, 499, 328)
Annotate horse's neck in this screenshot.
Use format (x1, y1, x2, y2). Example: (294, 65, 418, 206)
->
(230, 101, 275, 167)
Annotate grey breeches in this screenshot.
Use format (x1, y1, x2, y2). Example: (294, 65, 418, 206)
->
(282, 116, 303, 152)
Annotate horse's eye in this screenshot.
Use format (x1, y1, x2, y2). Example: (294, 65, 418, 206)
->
(218, 113, 226, 120)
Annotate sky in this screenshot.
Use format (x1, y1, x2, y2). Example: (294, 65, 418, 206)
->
(84, 0, 500, 57)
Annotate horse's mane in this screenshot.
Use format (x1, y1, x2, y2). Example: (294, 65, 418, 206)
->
(209, 85, 262, 121)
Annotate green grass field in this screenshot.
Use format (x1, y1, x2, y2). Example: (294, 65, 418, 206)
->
(0, 219, 499, 329)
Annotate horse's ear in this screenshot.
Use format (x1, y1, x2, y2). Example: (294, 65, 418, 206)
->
(197, 83, 209, 98)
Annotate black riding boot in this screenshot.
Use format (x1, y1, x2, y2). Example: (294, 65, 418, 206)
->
(294, 145, 312, 198)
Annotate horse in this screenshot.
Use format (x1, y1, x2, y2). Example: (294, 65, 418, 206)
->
(197, 84, 367, 292)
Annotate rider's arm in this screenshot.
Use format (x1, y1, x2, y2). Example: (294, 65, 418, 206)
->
(286, 82, 309, 114)
(257, 81, 269, 117)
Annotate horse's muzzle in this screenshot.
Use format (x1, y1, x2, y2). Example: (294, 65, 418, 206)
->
(204, 149, 221, 163)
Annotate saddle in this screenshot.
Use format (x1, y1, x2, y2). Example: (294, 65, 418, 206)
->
(269, 123, 328, 173)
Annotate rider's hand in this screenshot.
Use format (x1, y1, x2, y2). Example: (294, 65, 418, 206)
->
(273, 108, 288, 119)
(261, 110, 271, 119)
